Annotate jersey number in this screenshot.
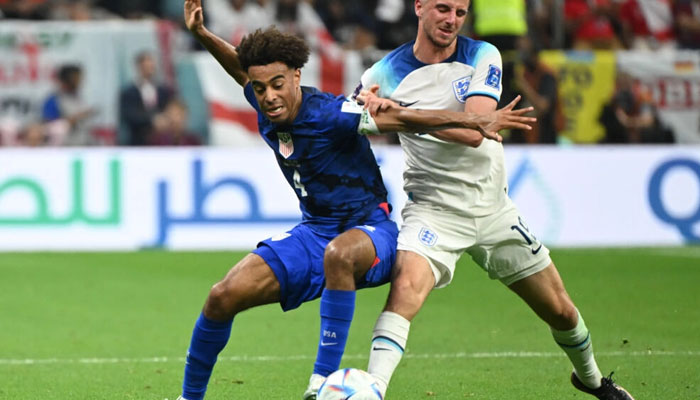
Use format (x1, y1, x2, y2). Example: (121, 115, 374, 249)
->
(293, 169, 307, 197)
(511, 216, 543, 254)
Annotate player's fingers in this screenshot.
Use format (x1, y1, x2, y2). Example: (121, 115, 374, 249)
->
(509, 106, 534, 116)
(510, 122, 533, 130)
(370, 101, 382, 116)
(506, 95, 522, 110)
(483, 131, 503, 142)
(369, 84, 380, 94)
(512, 115, 537, 123)
(501, 95, 521, 111)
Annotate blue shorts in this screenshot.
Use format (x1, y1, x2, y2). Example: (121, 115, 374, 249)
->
(253, 206, 398, 311)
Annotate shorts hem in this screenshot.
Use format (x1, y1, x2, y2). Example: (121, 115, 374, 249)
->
(498, 255, 553, 286)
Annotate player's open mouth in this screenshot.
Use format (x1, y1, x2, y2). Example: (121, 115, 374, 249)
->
(266, 106, 284, 118)
(438, 27, 453, 36)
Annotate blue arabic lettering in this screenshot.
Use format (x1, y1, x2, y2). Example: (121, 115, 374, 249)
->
(153, 158, 300, 247)
(648, 158, 700, 243)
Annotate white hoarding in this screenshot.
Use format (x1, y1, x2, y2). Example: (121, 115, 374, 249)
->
(0, 146, 697, 250)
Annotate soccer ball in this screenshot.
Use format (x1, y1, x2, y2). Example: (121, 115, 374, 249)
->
(317, 368, 383, 400)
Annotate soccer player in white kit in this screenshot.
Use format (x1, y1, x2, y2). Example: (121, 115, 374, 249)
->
(352, 1, 636, 399)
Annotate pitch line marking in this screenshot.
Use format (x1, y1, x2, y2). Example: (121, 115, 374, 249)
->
(2, 350, 700, 366)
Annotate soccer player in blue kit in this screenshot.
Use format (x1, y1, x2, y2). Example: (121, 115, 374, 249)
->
(179, 1, 535, 399)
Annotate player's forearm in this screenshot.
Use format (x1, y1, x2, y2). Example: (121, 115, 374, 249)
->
(191, 27, 248, 86)
(429, 128, 484, 147)
(387, 108, 483, 132)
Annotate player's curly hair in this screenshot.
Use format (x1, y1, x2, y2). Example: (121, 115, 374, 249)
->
(237, 27, 310, 72)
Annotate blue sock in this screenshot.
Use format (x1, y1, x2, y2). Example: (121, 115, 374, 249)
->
(313, 289, 356, 376)
(182, 313, 233, 400)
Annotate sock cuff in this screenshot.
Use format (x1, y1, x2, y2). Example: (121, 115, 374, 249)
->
(551, 310, 589, 347)
(372, 311, 410, 348)
(320, 289, 356, 321)
(196, 313, 233, 337)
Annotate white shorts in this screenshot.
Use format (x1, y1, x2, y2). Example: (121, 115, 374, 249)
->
(397, 198, 552, 288)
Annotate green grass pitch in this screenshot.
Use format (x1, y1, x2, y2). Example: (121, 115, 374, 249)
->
(1, 248, 699, 399)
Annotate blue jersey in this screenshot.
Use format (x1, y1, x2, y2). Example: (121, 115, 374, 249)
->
(244, 84, 388, 234)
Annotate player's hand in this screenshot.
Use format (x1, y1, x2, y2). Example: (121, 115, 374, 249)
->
(184, 0, 204, 34)
(357, 84, 397, 116)
(476, 95, 536, 142)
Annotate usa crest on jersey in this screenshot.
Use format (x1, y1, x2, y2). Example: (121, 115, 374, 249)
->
(452, 76, 471, 103)
(277, 132, 294, 158)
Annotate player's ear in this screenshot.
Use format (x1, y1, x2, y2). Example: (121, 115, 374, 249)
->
(415, 0, 422, 17)
(294, 68, 301, 86)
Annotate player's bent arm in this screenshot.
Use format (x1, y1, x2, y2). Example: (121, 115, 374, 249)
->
(367, 96, 534, 141)
(185, 0, 248, 86)
(372, 108, 488, 134)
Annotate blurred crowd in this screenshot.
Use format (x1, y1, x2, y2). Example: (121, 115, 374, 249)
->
(2, 0, 699, 147)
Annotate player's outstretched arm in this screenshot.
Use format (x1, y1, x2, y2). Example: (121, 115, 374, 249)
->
(357, 85, 534, 144)
(367, 95, 535, 142)
(184, 0, 248, 87)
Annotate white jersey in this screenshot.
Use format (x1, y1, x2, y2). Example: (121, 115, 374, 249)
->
(359, 36, 506, 217)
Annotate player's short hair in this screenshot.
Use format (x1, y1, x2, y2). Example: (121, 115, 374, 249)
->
(237, 27, 310, 72)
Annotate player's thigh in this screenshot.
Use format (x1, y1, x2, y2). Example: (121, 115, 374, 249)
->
(350, 215, 399, 289)
(469, 201, 552, 285)
(253, 225, 329, 311)
(206, 253, 281, 317)
(397, 202, 471, 289)
(383, 249, 436, 320)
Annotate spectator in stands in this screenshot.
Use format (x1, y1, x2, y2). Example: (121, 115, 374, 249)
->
(508, 36, 562, 144)
(372, 0, 418, 50)
(119, 51, 174, 146)
(147, 98, 202, 146)
(528, 0, 557, 49)
(619, 0, 675, 50)
(17, 122, 48, 147)
(205, 0, 271, 45)
(599, 72, 674, 144)
(49, 0, 117, 20)
(314, 0, 377, 50)
(94, 0, 161, 18)
(673, 0, 700, 49)
(270, 0, 339, 56)
(0, 0, 51, 19)
(41, 64, 98, 146)
(564, 0, 622, 49)
(470, 0, 528, 51)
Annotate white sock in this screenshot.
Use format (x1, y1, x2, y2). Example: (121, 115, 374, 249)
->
(551, 310, 603, 389)
(367, 311, 410, 397)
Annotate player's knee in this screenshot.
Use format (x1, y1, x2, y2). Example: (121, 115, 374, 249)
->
(323, 241, 355, 276)
(205, 281, 243, 319)
(547, 300, 578, 331)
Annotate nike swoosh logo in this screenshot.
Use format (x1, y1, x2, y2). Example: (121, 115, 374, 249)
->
(321, 342, 338, 346)
(532, 244, 543, 254)
(398, 100, 419, 107)
(372, 347, 392, 351)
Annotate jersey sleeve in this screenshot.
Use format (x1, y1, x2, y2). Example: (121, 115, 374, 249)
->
(466, 42, 503, 102)
(328, 96, 370, 136)
(243, 82, 262, 112)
